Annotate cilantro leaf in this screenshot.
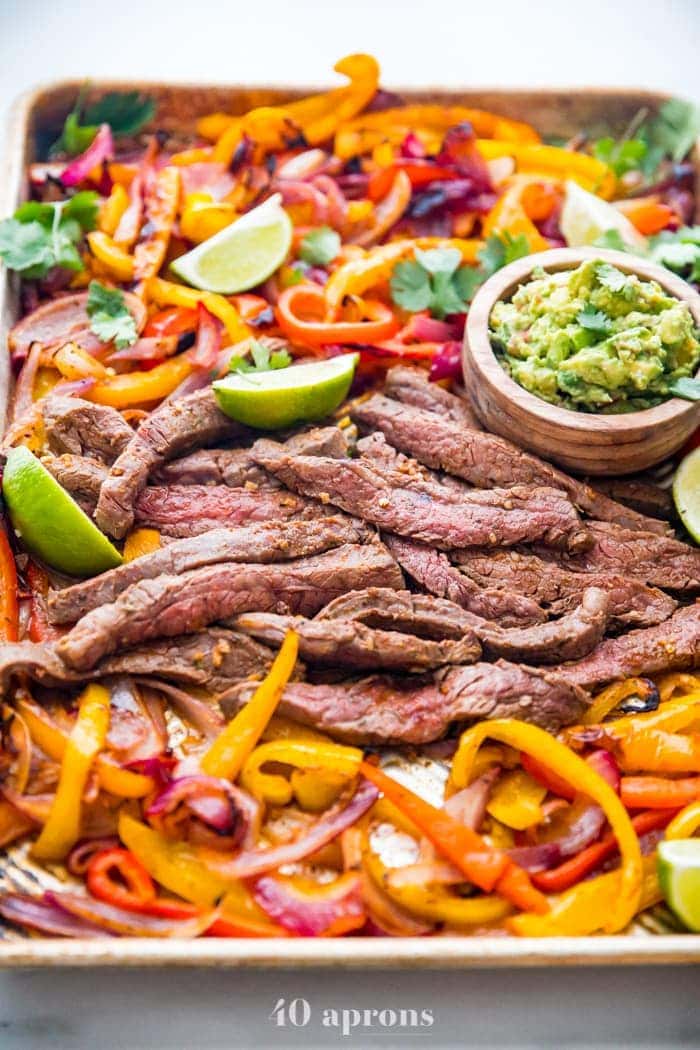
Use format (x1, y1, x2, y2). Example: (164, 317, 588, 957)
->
(229, 339, 291, 374)
(592, 136, 648, 178)
(299, 226, 341, 267)
(390, 260, 433, 312)
(452, 265, 484, 304)
(593, 229, 632, 252)
(414, 247, 462, 276)
(668, 376, 700, 401)
(51, 87, 155, 157)
(0, 220, 55, 277)
(478, 232, 530, 279)
(595, 263, 631, 295)
(86, 281, 138, 349)
(577, 304, 613, 336)
(645, 98, 700, 164)
(0, 192, 98, 279)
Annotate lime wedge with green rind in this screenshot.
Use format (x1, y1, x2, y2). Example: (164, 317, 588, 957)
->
(673, 446, 700, 544)
(560, 180, 648, 251)
(213, 354, 359, 430)
(3, 446, 123, 576)
(658, 838, 700, 931)
(170, 194, 292, 294)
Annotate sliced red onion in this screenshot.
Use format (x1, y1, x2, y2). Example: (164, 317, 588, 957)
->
(277, 149, 329, 180)
(10, 342, 42, 422)
(429, 341, 463, 382)
(179, 162, 235, 201)
(400, 132, 427, 159)
(145, 775, 260, 849)
(135, 678, 224, 740)
(187, 303, 223, 370)
(549, 801, 607, 859)
(311, 174, 348, 230)
(253, 874, 365, 937)
(45, 891, 213, 938)
(0, 894, 112, 938)
(203, 779, 379, 880)
(66, 836, 121, 877)
(436, 123, 493, 192)
(125, 754, 177, 789)
(586, 749, 621, 793)
(162, 369, 212, 403)
(106, 336, 179, 364)
(273, 180, 328, 223)
(407, 315, 458, 343)
(444, 768, 500, 830)
(61, 124, 114, 187)
(50, 376, 97, 398)
(507, 843, 562, 873)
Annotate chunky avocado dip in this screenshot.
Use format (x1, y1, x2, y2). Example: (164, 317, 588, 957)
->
(489, 259, 700, 413)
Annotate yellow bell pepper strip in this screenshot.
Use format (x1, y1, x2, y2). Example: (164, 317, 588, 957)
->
(363, 844, 512, 928)
(51, 342, 108, 381)
(450, 719, 642, 933)
(0, 524, 19, 643)
(123, 528, 161, 562)
(87, 354, 193, 409)
(486, 769, 547, 831)
(99, 184, 130, 236)
(169, 146, 214, 166)
(291, 768, 349, 812)
(261, 715, 332, 744)
(351, 169, 412, 248)
(323, 237, 483, 320)
(277, 282, 399, 347)
(334, 105, 540, 159)
(476, 140, 616, 198)
(32, 684, 110, 861)
(359, 760, 547, 913)
(240, 739, 362, 806)
(482, 182, 549, 253)
(133, 166, 181, 281)
(565, 694, 700, 753)
(87, 231, 135, 281)
(200, 630, 298, 780)
(509, 855, 661, 937)
(657, 672, 700, 703)
(180, 192, 238, 244)
(665, 800, 700, 839)
(146, 276, 251, 344)
(17, 697, 153, 799)
(620, 776, 700, 810)
(581, 677, 659, 725)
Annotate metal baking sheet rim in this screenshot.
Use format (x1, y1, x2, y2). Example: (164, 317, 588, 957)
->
(0, 79, 699, 969)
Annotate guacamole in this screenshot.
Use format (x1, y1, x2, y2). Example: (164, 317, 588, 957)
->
(489, 259, 700, 413)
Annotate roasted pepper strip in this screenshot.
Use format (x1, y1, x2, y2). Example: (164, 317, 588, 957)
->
(620, 775, 700, 809)
(88, 231, 135, 281)
(486, 769, 547, 830)
(277, 283, 399, 346)
(451, 719, 642, 932)
(99, 183, 130, 236)
(0, 525, 19, 643)
(26, 561, 63, 643)
(133, 166, 181, 281)
(146, 276, 251, 343)
(123, 528, 161, 562)
(665, 801, 700, 839)
(482, 180, 550, 252)
(201, 630, 299, 780)
(32, 684, 110, 861)
(581, 678, 658, 725)
(88, 355, 193, 408)
(87, 847, 156, 910)
(476, 140, 615, 198)
(359, 760, 546, 914)
(17, 697, 153, 799)
(241, 739, 362, 806)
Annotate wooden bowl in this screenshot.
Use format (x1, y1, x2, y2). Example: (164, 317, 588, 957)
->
(462, 247, 700, 475)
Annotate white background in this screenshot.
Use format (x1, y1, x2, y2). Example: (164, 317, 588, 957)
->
(0, 0, 699, 1047)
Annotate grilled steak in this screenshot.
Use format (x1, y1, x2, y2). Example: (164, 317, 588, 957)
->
(235, 611, 482, 670)
(352, 394, 669, 535)
(316, 585, 608, 664)
(454, 547, 677, 629)
(544, 521, 700, 592)
(589, 476, 673, 522)
(57, 542, 404, 670)
(554, 603, 700, 688)
(221, 660, 589, 743)
(42, 396, 133, 462)
(384, 535, 546, 627)
(0, 629, 272, 694)
(95, 388, 250, 539)
(49, 517, 371, 625)
(384, 365, 481, 427)
(253, 437, 590, 552)
(154, 447, 270, 488)
(41, 453, 106, 513)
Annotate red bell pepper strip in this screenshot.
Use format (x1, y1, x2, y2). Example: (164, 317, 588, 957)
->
(276, 283, 399, 347)
(620, 776, 700, 810)
(143, 306, 198, 339)
(26, 561, 64, 643)
(0, 524, 19, 643)
(368, 161, 461, 202)
(532, 809, 677, 893)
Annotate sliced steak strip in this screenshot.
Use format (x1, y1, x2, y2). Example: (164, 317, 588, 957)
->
(95, 388, 250, 539)
(0, 630, 272, 695)
(351, 394, 669, 536)
(384, 365, 481, 427)
(543, 521, 700, 592)
(554, 603, 700, 689)
(57, 542, 404, 670)
(253, 438, 589, 552)
(235, 611, 481, 670)
(316, 585, 608, 665)
(41, 453, 107, 514)
(49, 518, 371, 625)
(133, 484, 330, 537)
(384, 535, 545, 627)
(154, 448, 270, 488)
(220, 660, 588, 743)
(454, 548, 677, 629)
(589, 476, 673, 522)
(42, 397, 133, 462)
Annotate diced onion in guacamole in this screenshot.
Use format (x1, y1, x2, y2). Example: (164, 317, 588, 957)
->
(489, 259, 700, 413)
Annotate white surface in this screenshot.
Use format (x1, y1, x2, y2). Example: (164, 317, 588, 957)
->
(1, 1, 700, 1047)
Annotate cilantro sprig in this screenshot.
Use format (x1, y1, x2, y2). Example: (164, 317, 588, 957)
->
(229, 340, 292, 375)
(51, 87, 155, 157)
(591, 98, 700, 183)
(86, 281, 138, 349)
(0, 192, 98, 279)
(577, 304, 613, 335)
(299, 226, 341, 267)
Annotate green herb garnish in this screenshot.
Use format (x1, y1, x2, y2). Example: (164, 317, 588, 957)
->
(51, 87, 155, 157)
(299, 226, 341, 267)
(229, 340, 292, 374)
(86, 280, 138, 349)
(0, 192, 98, 278)
(577, 304, 613, 336)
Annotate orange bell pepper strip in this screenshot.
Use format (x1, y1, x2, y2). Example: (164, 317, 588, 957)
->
(32, 684, 111, 861)
(88, 231, 135, 281)
(450, 719, 642, 933)
(277, 283, 398, 347)
(532, 809, 678, 893)
(88, 354, 192, 409)
(615, 198, 676, 235)
(620, 775, 700, 810)
(476, 140, 616, 198)
(351, 169, 412, 248)
(123, 528, 161, 562)
(520, 752, 576, 801)
(359, 760, 546, 914)
(0, 524, 19, 642)
(615, 730, 700, 775)
(200, 630, 299, 780)
(665, 800, 700, 839)
(146, 276, 251, 344)
(17, 697, 153, 799)
(133, 166, 181, 281)
(482, 182, 549, 253)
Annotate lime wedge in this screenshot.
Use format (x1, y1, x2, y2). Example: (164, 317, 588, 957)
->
(171, 194, 292, 294)
(658, 838, 700, 931)
(673, 446, 700, 543)
(560, 180, 648, 251)
(213, 354, 359, 430)
(3, 446, 122, 576)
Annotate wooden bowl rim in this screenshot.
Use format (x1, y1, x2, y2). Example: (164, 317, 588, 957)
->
(463, 246, 700, 435)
